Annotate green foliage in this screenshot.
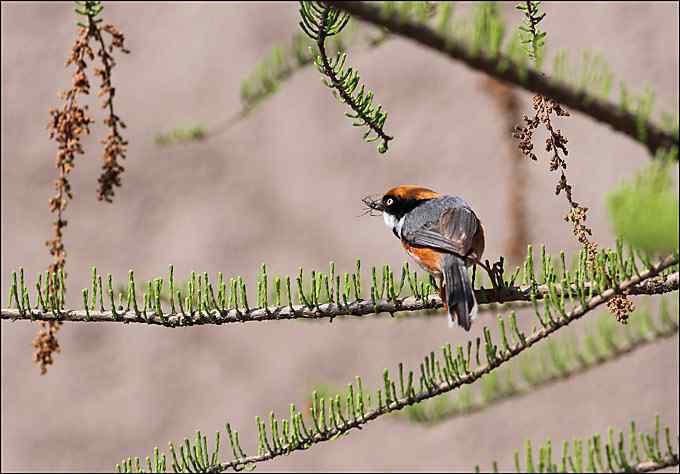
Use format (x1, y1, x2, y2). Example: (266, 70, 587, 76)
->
(239, 32, 346, 112)
(4, 242, 678, 326)
(154, 125, 207, 146)
(74, 0, 103, 27)
(435, 1, 510, 61)
(306, 383, 372, 418)
(381, 1, 436, 23)
(632, 83, 656, 143)
(550, 50, 678, 149)
(299, 1, 350, 41)
(607, 157, 679, 255)
(660, 110, 679, 138)
(577, 51, 614, 101)
(476, 415, 679, 473)
(552, 49, 613, 102)
(299, 1, 392, 153)
(403, 299, 679, 424)
(516, 1, 547, 67)
(4, 257, 439, 323)
(116, 446, 166, 473)
(314, 50, 392, 152)
(452, 2, 675, 152)
(514, 4, 676, 150)
(155, 28, 352, 146)
(241, 1, 433, 117)
(154, 3, 432, 147)
(471, 2, 506, 57)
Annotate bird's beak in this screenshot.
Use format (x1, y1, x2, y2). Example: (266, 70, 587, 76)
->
(361, 194, 384, 215)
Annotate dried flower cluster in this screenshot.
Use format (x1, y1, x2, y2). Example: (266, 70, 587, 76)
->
(564, 204, 597, 262)
(512, 1, 634, 322)
(513, 96, 593, 254)
(32, 320, 62, 375)
(39, 7, 129, 374)
(513, 95, 569, 163)
(513, 95, 634, 320)
(607, 293, 636, 323)
(41, 25, 98, 374)
(47, 26, 96, 264)
(93, 23, 129, 202)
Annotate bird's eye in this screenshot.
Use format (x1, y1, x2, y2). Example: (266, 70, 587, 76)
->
(385, 198, 394, 206)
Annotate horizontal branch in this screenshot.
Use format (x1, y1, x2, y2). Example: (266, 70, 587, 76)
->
(2, 272, 677, 327)
(328, 1, 679, 156)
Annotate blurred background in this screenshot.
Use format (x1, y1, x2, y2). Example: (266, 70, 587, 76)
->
(1, 2, 678, 472)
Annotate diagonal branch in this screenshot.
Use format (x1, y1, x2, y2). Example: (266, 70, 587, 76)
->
(327, 1, 678, 156)
(400, 306, 678, 425)
(2, 272, 677, 327)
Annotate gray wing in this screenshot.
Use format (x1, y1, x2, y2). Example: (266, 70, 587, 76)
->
(402, 204, 480, 257)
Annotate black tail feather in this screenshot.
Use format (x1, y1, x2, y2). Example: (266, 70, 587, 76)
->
(442, 254, 476, 331)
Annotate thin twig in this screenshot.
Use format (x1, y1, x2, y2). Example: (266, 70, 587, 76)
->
(315, 4, 393, 150)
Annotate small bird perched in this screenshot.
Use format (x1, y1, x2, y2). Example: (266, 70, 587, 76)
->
(363, 185, 485, 331)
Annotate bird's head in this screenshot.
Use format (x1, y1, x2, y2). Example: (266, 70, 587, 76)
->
(362, 185, 440, 233)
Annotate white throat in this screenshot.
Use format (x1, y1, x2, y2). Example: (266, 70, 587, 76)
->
(383, 212, 405, 238)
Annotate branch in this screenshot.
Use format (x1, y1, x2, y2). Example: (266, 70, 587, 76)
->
(118, 254, 677, 472)
(300, 1, 392, 152)
(477, 415, 679, 473)
(156, 9, 388, 144)
(2, 271, 677, 326)
(633, 458, 680, 473)
(401, 302, 678, 425)
(327, 1, 679, 156)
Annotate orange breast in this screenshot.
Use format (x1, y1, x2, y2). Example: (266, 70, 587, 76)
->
(402, 242, 443, 275)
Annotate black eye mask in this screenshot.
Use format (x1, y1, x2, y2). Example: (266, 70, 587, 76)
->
(361, 194, 433, 219)
(385, 197, 432, 220)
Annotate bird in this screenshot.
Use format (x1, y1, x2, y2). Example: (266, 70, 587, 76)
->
(363, 185, 485, 331)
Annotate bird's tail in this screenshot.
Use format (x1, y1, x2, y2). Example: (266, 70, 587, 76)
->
(441, 254, 477, 331)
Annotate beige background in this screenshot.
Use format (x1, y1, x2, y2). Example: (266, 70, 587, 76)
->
(1, 2, 678, 472)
